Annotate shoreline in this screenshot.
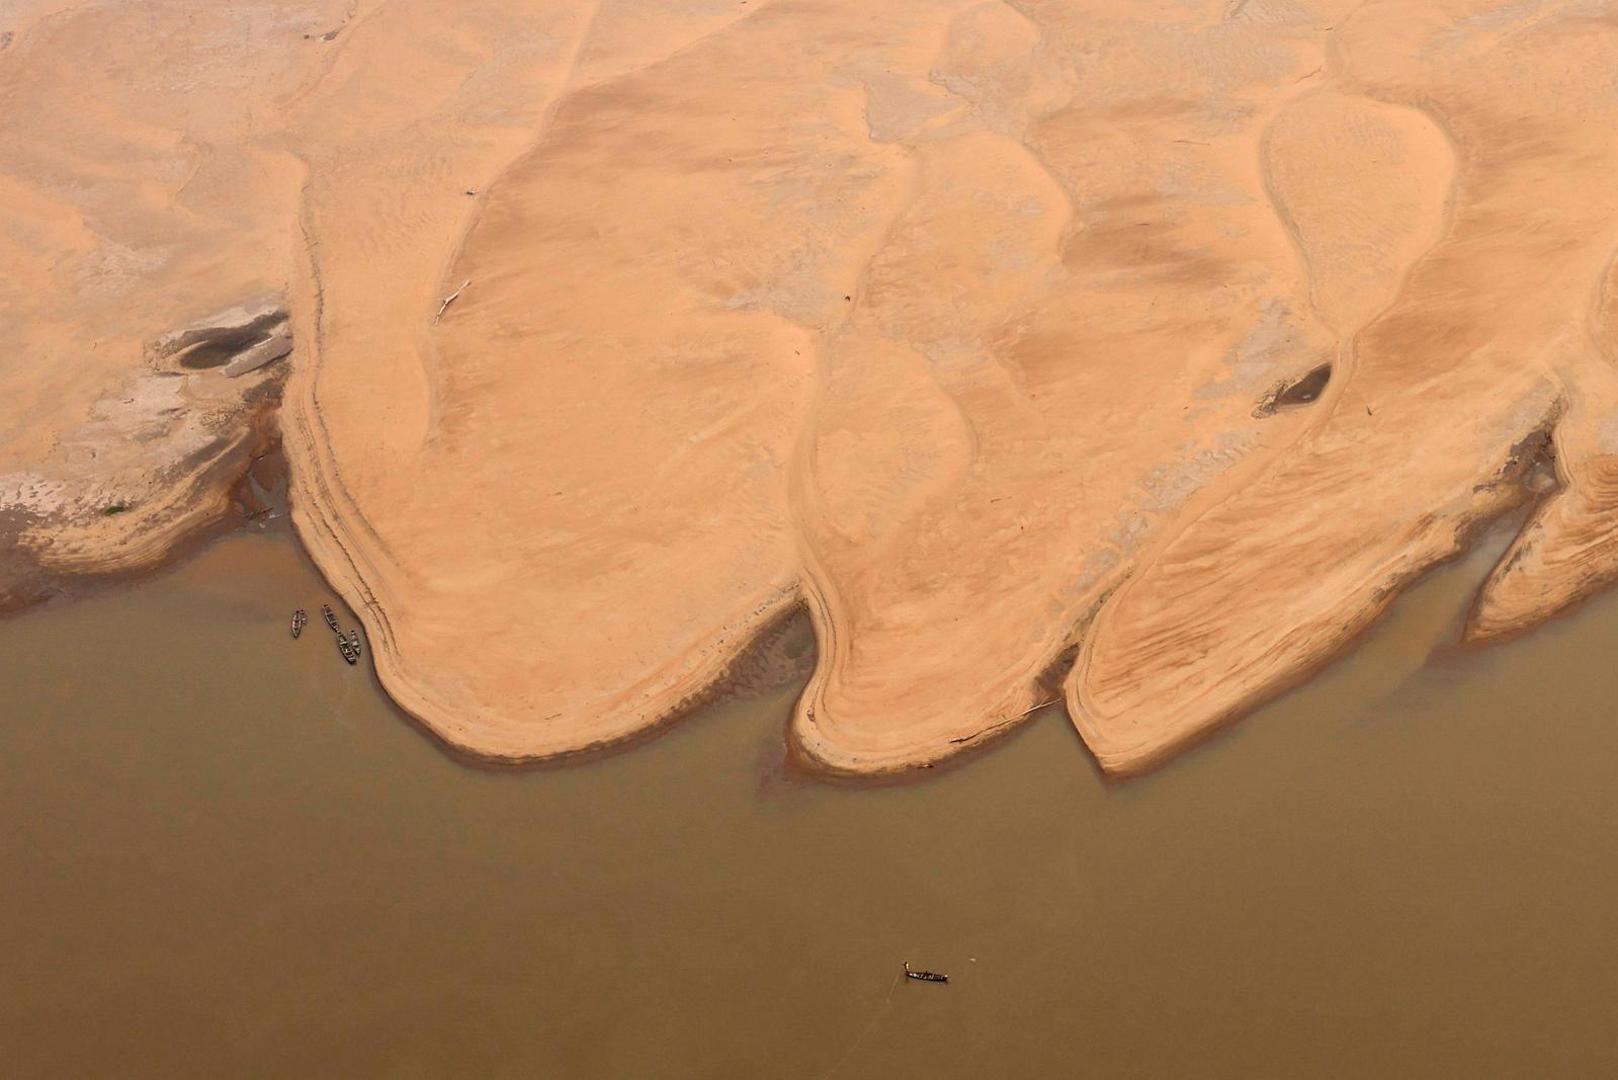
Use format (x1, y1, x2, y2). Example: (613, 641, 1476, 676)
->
(18, 487, 1618, 1079)
(1, 418, 1584, 784)
(6, 0, 1618, 780)
(0, 401, 287, 619)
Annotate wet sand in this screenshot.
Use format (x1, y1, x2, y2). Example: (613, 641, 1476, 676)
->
(8, 524, 1618, 1076)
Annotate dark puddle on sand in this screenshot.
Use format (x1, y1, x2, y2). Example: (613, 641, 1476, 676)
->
(6, 520, 1618, 1078)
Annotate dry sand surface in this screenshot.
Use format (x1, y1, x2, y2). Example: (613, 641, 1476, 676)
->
(4, 0, 1618, 774)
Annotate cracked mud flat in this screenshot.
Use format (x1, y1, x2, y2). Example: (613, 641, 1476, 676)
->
(5, 0, 1618, 775)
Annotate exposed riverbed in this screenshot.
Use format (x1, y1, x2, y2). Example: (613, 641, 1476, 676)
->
(6, 521, 1618, 1076)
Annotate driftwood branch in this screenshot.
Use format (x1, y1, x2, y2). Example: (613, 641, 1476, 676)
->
(435, 279, 471, 323)
(946, 700, 1058, 744)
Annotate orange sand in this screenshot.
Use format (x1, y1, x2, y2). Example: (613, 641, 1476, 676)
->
(5, 0, 1618, 774)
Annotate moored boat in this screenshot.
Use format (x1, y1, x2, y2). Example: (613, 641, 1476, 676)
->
(336, 632, 359, 665)
(291, 609, 307, 638)
(322, 604, 339, 632)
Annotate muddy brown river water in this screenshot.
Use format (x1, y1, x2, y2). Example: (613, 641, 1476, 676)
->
(6, 521, 1618, 1077)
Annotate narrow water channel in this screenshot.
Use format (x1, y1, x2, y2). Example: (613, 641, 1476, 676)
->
(5, 521, 1618, 1077)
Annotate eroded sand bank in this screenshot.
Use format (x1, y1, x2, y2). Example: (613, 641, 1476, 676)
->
(5, 0, 1618, 773)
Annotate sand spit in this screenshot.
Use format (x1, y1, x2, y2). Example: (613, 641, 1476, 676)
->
(6, 1, 1618, 774)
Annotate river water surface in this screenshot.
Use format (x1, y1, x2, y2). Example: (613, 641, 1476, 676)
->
(6, 522, 1618, 1077)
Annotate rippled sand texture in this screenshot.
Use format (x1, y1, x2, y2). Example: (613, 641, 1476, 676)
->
(289, 0, 1618, 772)
(8, 1, 1618, 773)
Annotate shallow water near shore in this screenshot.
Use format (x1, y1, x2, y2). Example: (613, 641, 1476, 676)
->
(7, 521, 1618, 1077)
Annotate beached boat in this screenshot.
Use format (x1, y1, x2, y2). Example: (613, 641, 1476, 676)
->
(904, 963, 947, 983)
(321, 604, 339, 632)
(291, 609, 307, 638)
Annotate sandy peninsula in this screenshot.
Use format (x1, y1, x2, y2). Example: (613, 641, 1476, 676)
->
(4, 0, 1618, 775)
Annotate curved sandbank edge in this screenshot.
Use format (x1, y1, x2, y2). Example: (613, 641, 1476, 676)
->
(1067, 491, 1552, 779)
(277, 262, 812, 765)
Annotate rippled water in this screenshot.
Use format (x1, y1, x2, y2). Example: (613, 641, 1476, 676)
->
(6, 521, 1618, 1077)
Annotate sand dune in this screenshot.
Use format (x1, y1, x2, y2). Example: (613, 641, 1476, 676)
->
(5, 0, 1618, 774)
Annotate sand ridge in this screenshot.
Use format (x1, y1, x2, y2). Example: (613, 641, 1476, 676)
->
(6, 0, 1618, 774)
